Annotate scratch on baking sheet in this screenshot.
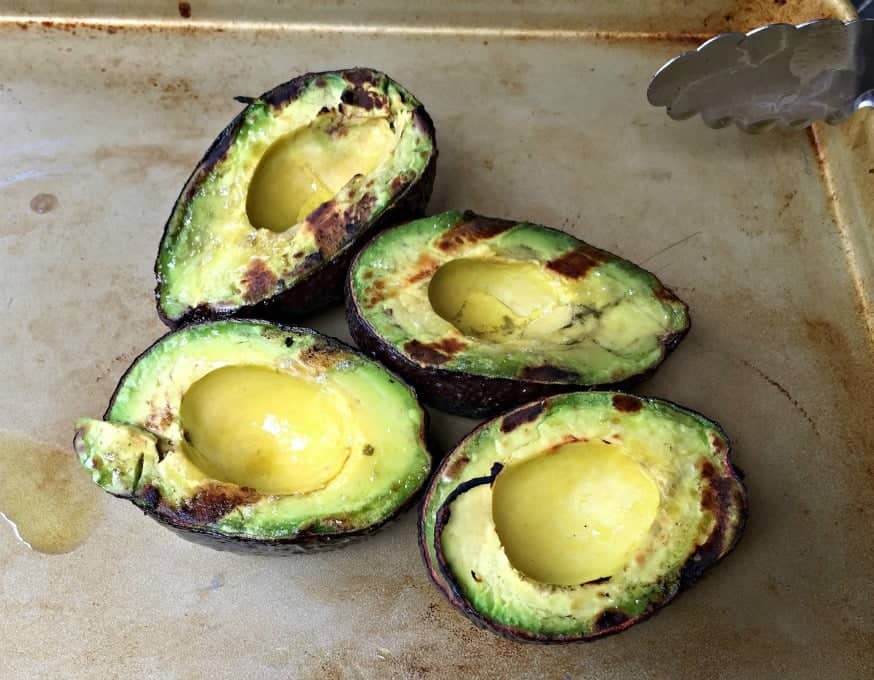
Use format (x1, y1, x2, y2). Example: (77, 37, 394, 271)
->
(738, 357, 820, 437)
(0, 168, 71, 189)
(641, 231, 702, 264)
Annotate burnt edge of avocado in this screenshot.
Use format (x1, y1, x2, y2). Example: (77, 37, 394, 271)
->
(92, 318, 432, 554)
(417, 394, 748, 643)
(345, 218, 690, 417)
(155, 68, 438, 329)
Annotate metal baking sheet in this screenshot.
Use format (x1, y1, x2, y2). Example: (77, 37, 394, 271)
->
(1, 1, 872, 677)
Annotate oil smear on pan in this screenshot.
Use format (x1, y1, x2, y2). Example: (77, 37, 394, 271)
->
(0, 430, 103, 554)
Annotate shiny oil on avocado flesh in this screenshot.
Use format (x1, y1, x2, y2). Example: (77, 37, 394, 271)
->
(348, 211, 690, 416)
(74, 320, 431, 553)
(419, 392, 747, 641)
(156, 69, 436, 326)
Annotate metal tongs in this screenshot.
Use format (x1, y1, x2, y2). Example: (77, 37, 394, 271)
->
(647, 18, 874, 132)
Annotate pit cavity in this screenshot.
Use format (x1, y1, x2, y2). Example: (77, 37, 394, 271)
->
(427, 258, 573, 341)
(179, 365, 350, 495)
(491, 441, 660, 586)
(246, 117, 395, 232)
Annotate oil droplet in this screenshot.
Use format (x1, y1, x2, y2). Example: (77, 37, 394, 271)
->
(29, 193, 58, 214)
(0, 430, 103, 554)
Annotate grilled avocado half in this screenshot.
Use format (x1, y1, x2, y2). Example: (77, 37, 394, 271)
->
(420, 392, 747, 642)
(347, 211, 689, 417)
(75, 320, 431, 553)
(156, 68, 437, 327)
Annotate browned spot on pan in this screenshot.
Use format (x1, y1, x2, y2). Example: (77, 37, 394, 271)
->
(612, 394, 643, 413)
(500, 401, 545, 433)
(241, 258, 277, 303)
(545, 247, 604, 279)
(803, 317, 874, 460)
(177, 2, 192, 19)
(436, 213, 515, 251)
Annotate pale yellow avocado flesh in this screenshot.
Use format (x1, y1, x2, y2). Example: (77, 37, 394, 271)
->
(246, 118, 397, 232)
(491, 441, 660, 586)
(428, 258, 575, 342)
(179, 365, 351, 495)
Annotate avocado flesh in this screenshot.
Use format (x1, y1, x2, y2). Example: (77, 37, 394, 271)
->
(349, 211, 689, 387)
(156, 69, 436, 325)
(75, 320, 431, 549)
(419, 392, 747, 640)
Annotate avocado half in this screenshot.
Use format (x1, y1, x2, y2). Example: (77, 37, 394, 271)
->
(156, 68, 437, 327)
(419, 392, 747, 642)
(347, 211, 690, 417)
(75, 320, 432, 553)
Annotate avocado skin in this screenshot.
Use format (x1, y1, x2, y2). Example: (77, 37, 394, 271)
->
(88, 319, 432, 554)
(346, 281, 689, 418)
(154, 68, 437, 329)
(135, 488, 423, 555)
(417, 394, 748, 642)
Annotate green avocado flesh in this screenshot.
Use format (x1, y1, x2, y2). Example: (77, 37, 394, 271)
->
(156, 70, 435, 324)
(420, 392, 746, 639)
(350, 211, 689, 383)
(75, 321, 431, 542)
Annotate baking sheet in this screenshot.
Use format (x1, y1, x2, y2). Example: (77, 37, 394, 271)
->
(1, 1, 872, 677)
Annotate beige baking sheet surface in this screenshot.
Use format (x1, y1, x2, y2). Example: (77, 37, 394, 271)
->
(0, 1, 872, 677)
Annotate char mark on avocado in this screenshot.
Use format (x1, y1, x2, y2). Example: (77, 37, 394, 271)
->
(174, 483, 261, 525)
(593, 609, 630, 632)
(519, 365, 579, 382)
(654, 285, 680, 303)
(443, 455, 471, 481)
(500, 401, 546, 433)
(678, 457, 744, 589)
(708, 431, 729, 455)
(306, 200, 345, 258)
(404, 339, 452, 365)
(343, 68, 378, 86)
(343, 192, 377, 233)
(145, 404, 174, 432)
(435, 212, 516, 251)
(341, 88, 386, 111)
(545, 247, 605, 279)
(612, 394, 643, 413)
(241, 258, 278, 304)
(407, 253, 440, 284)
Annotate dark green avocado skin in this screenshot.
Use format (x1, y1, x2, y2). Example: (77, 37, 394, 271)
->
(134, 490, 419, 555)
(155, 68, 437, 329)
(345, 286, 689, 419)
